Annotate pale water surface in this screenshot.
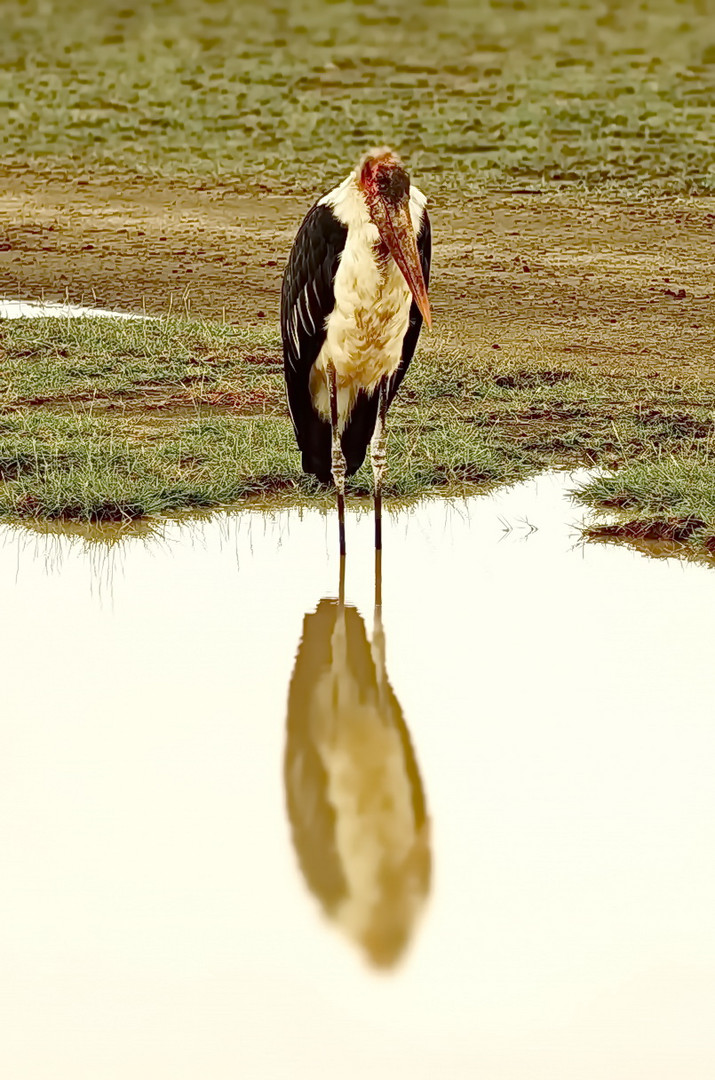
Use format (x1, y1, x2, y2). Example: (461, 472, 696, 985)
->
(1, 472, 714, 1080)
(0, 298, 143, 318)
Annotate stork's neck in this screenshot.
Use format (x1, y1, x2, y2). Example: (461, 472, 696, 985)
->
(319, 173, 373, 234)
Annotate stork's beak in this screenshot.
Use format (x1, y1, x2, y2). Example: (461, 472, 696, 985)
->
(379, 203, 431, 328)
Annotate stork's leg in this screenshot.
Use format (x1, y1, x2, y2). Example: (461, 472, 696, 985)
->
(338, 549, 346, 608)
(371, 380, 389, 551)
(328, 363, 346, 558)
(371, 545, 387, 709)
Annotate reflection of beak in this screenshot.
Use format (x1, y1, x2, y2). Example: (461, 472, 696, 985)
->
(379, 202, 431, 328)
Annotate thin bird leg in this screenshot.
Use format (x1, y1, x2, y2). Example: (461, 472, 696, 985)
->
(371, 380, 389, 551)
(338, 551, 346, 609)
(371, 545, 387, 710)
(328, 363, 346, 558)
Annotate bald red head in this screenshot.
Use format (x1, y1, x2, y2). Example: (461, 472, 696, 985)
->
(357, 147, 410, 204)
(356, 147, 431, 329)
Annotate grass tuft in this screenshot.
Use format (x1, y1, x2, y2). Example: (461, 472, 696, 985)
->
(575, 459, 715, 553)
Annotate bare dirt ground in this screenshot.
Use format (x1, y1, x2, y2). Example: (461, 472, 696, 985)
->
(1, 165, 714, 380)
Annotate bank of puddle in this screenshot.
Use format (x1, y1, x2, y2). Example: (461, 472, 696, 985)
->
(2, 470, 714, 1079)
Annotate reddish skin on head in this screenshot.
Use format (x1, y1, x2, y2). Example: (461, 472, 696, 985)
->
(356, 147, 431, 329)
(358, 147, 410, 208)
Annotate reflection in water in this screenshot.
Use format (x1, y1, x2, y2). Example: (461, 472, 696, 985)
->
(284, 556, 431, 969)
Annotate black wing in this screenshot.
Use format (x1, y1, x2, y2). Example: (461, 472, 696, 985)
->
(387, 208, 432, 406)
(281, 202, 347, 484)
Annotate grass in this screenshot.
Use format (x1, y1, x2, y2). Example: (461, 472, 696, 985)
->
(1, 0, 714, 194)
(1, 315, 714, 556)
(576, 459, 715, 554)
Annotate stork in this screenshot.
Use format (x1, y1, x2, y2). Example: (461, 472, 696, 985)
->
(281, 147, 431, 555)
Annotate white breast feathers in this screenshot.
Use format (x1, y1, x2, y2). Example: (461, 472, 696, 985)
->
(310, 175, 427, 427)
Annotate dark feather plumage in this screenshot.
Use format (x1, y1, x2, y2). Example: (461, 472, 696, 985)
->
(281, 203, 345, 483)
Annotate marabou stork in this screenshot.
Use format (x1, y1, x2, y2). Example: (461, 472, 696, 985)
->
(281, 147, 431, 555)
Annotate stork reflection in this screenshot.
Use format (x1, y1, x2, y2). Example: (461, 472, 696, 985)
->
(284, 554, 431, 969)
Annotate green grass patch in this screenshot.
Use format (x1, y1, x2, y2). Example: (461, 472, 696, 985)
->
(2, 314, 715, 557)
(0, 315, 281, 409)
(1, 0, 714, 194)
(576, 459, 715, 554)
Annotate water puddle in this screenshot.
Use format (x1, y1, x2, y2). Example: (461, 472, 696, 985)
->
(0, 297, 144, 319)
(1, 471, 714, 1078)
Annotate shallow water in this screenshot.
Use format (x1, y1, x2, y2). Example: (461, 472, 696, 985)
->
(2, 472, 714, 1080)
(0, 297, 144, 319)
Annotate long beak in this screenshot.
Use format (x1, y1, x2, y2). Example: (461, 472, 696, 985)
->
(379, 203, 431, 328)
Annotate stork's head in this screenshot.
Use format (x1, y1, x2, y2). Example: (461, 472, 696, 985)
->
(357, 147, 431, 328)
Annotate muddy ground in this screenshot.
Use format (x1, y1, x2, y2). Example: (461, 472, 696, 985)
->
(1, 164, 714, 381)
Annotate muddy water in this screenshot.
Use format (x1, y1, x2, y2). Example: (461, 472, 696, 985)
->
(1, 472, 714, 1080)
